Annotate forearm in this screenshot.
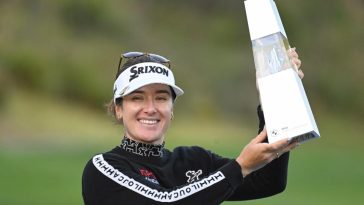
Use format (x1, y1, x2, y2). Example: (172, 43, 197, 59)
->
(229, 105, 290, 200)
(230, 152, 289, 201)
(251, 104, 290, 195)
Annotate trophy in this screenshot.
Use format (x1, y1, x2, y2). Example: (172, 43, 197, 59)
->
(244, 0, 320, 143)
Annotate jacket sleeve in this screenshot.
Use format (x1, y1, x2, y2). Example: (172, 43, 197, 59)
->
(226, 105, 290, 200)
(82, 153, 244, 205)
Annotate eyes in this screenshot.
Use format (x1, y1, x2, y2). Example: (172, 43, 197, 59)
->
(128, 93, 171, 102)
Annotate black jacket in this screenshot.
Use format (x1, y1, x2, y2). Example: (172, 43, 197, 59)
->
(82, 106, 289, 205)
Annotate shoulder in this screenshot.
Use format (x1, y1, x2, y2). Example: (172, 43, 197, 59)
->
(170, 145, 220, 162)
(83, 150, 131, 174)
(82, 150, 144, 203)
(172, 146, 235, 168)
(82, 152, 122, 199)
(172, 145, 211, 155)
(82, 150, 135, 190)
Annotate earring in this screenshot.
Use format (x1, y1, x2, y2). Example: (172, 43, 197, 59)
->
(171, 112, 174, 120)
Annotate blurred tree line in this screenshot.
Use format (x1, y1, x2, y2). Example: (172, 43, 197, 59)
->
(1, 0, 363, 120)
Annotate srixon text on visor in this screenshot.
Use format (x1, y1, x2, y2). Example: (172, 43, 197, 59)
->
(129, 65, 169, 82)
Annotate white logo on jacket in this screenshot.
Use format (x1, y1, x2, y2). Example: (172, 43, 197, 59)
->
(93, 155, 226, 202)
(186, 170, 202, 183)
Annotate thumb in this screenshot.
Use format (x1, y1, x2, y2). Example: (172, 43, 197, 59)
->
(252, 128, 268, 143)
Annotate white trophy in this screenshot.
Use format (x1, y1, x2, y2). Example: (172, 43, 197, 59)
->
(244, 0, 320, 143)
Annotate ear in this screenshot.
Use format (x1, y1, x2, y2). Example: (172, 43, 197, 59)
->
(115, 105, 123, 121)
(170, 107, 174, 120)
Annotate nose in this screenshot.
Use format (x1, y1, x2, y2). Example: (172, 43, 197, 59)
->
(143, 98, 157, 114)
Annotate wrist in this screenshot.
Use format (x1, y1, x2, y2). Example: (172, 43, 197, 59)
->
(235, 158, 251, 178)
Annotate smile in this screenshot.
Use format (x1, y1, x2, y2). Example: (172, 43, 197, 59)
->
(139, 119, 159, 125)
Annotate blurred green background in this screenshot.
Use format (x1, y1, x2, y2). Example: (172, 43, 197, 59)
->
(0, 0, 363, 204)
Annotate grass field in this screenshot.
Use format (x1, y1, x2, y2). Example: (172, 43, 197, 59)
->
(0, 141, 362, 205)
(1, 91, 363, 205)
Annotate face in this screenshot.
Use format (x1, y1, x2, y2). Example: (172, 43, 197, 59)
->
(115, 83, 174, 145)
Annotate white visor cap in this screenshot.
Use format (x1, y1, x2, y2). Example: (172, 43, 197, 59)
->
(113, 62, 184, 102)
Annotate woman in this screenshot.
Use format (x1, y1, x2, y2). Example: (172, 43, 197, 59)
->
(82, 50, 302, 205)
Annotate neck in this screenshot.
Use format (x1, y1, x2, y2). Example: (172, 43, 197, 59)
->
(120, 136, 165, 157)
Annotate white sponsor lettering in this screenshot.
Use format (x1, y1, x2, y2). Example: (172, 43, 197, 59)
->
(92, 154, 225, 202)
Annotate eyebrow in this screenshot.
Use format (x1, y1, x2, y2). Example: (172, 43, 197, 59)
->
(156, 90, 172, 95)
(131, 89, 171, 95)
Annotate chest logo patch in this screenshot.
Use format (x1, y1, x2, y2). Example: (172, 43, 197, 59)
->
(139, 168, 159, 185)
(185, 169, 202, 183)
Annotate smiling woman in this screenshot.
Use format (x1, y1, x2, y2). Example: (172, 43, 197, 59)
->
(108, 53, 182, 145)
(116, 84, 174, 145)
(106, 54, 179, 124)
(82, 50, 302, 205)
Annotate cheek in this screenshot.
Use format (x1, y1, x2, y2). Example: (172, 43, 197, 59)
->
(115, 103, 137, 123)
(120, 107, 135, 121)
(162, 104, 173, 119)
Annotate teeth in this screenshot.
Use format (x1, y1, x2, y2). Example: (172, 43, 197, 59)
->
(139, 119, 158, 125)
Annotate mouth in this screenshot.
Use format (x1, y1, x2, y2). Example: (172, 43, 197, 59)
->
(138, 119, 160, 125)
